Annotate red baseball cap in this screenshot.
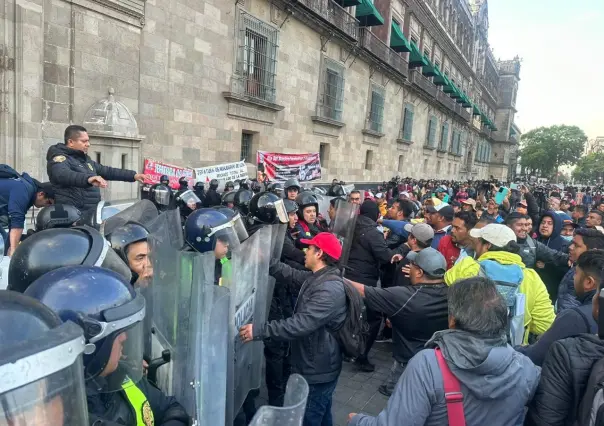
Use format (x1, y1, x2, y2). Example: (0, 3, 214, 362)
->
(300, 232, 342, 260)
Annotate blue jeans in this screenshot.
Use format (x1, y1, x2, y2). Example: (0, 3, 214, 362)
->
(303, 378, 338, 426)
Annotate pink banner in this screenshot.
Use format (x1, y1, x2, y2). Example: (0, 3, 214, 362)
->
(142, 158, 195, 190)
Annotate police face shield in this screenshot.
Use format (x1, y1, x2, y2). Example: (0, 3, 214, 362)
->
(212, 225, 241, 260)
(230, 213, 250, 243)
(177, 190, 201, 210)
(101, 200, 159, 237)
(84, 293, 146, 393)
(0, 321, 89, 426)
(272, 199, 288, 224)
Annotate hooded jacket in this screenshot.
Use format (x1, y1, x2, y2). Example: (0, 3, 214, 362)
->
(349, 329, 540, 426)
(557, 266, 581, 312)
(347, 202, 394, 287)
(46, 143, 136, 213)
(535, 210, 570, 303)
(525, 334, 604, 426)
(445, 251, 555, 343)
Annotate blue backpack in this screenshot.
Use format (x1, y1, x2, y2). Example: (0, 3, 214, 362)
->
(477, 259, 526, 345)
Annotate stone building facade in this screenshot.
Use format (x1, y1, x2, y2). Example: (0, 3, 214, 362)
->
(0, 0, 521, 196)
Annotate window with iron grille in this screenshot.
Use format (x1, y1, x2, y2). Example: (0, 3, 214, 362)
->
(458, 132, 465, 155)
(235, 9, 279, 103)
(426, 116, 438, 147)
(401, 104, 414, 141)
(450, 130, 457, 153)
(368, 85, 385, 133)
(319, 143, 330, 168)
(240, 132, 253, 162)
(439, 123, 449, 151)
(318, 58, 345, 121)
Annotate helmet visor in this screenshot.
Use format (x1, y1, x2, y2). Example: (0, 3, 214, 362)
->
(177, 190, 201, 210)
(0, 324, 88, 426)
(154, 188, 171, 206)
(230, 214, 250, 243)
(212, 224, 241, 259)
(273, 199, 288, 224)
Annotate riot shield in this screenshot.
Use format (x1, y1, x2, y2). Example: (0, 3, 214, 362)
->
(148, 224, 230, 425)
(265, 223, 287, 323)
(223, 225, 272, 423)
(330, 201, 359, 270)
(101, 199, 159, 236)
(249, 374, 309, 426)
(147, 208, 184, 250)
(316, 194, 332, 223)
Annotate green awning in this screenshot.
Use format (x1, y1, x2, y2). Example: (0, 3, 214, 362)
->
(491, 125, 499, 131)
(443, 76, 456, 93)
(334, 0, 362, 6)
(472, 104, 481, 116)
(422, 56, 437, 77)
(433, 66, 446, 86)
(408, 42, 429, 68)
(356, 0, 385, 27)
(449, 84, 462, 99)
(461, 94, 472, 108)
(390, 22, 411, 52)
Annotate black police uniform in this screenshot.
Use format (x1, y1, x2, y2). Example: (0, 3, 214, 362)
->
(202, 188, 222, 207)
(46, 143, 137, 214)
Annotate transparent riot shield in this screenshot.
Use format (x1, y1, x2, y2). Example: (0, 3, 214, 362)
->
(101, 199, 159, 236)
(330, 201, 359, 270)
(148, 228, 230, 425)
(249, 374, 309, 426)
(223, 225, 272, 423)
(316, 194, 332, 223)
(147, 208, 184, 250)
(265, 223, 287, 323)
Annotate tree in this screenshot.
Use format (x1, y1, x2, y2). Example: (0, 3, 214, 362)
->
(572, 152, 604, 183)
(519, 125, 587, 181)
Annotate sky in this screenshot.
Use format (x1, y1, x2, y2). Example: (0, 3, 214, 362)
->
(487, 0, 603, 139)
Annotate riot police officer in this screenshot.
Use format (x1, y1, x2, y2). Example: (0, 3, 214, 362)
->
(46, 125, 149, 215)
(233, 188, 254, 217)
(8, 225, 132, 293)
(293, 192, 325, 240)
(284, 178, 301, 201)
(222, 190, 236, 209)
(184, 208, 240, 285)
(174, 188, 201, 221)
(246, 191, 288, 235)
(0, 290, 89, 425)
(202, 179, 222, 207)
(267, 182, 284, 198)
(24, 265, 191, 426)
(224, 181, 235, 192)
(193, 181, 205, 205)
(107, 221, 152, 286)
(149, 182, 173, 213)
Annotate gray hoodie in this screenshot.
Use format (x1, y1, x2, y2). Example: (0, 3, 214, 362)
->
(349, 329, 541, 426)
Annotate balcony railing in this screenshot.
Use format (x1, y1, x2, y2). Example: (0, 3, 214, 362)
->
(436, 91, 456, 113)
(359, 28, 408, 80)
(297, 0, 359, 40)
(409, 70, 436, 97)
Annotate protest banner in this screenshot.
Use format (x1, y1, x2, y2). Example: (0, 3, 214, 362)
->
(194, 161, 249, 183)
(257, 152, 321, 183)
(142, 159, 195, 189)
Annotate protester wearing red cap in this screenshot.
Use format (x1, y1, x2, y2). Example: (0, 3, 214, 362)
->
(239, 232, 347, 426)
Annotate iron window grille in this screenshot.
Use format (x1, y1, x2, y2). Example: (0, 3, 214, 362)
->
(368, 85, 385, 133)
(318, 58, 345, 121)
(240, 132, 253, 162)
(401, 105, 414, 141)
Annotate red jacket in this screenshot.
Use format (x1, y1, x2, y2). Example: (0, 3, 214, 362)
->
(437, 235, 461, 270)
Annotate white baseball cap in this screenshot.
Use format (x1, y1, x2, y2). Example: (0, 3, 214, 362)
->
(469, 224, 516, 247)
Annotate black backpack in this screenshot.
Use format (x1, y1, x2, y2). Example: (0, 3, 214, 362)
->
(326, 275, 368, 358)
(0, 164, 21, 180)
(576, 357, 604, 426)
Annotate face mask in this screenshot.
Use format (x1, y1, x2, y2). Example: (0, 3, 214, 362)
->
(561, 235, 573, 242)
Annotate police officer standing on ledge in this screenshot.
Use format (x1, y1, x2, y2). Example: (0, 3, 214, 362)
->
(46, 125, 149, 215)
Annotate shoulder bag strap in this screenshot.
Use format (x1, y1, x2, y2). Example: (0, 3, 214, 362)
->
(435, 348, 466, 426)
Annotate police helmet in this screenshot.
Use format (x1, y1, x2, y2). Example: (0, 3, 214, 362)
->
(106, 222, 149, 265)
(35, 204, 82, 231)
(295, 192, 319, 212)
(159, 175, 169, 186)
(250, 179, 263, 194)
(209, 179, 219, 190)
(283, 199, 298, 214)
(234, 189, 254, 216)
(0, 291, 89, 424)
(221, 190, 237, 207)
(175, 189, 201, 213)
(311, 186, 327, 195)
(267, 182, 284, 197)
(249, 192, 288, 225)
(239, 179, 250, 190)
(8, 226, 132, 293)
(225, 181, 235, 192)
(25, 266, 146, 393)
(328, 184, 346, 197)
(184, 209, 240, 253)
(284, 178, 301, 192)
(178, 176, 188, 190)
